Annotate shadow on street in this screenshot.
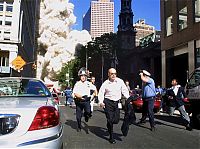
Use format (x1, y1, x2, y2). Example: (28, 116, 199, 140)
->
(64, 118, 123, 142)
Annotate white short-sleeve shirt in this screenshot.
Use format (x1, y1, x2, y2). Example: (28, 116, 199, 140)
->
(72, 80, 92, 96)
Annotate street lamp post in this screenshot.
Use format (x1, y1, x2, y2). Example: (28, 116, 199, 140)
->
(85, 48, 91, 71)
(101, 51, 104, 84)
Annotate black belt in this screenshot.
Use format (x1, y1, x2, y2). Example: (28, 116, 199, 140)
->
(105, 98, 119, 103)
(75, 98, 90, 102)
(143, 96, 155, 99)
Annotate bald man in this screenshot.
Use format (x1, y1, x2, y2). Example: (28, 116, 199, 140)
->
(98, 68, 130, 144)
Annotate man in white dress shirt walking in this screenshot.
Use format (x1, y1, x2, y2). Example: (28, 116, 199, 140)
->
(98, 68, 130, 144)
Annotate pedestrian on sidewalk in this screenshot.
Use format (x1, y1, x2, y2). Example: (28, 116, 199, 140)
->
(90, 76, 98, 112)
(98, 68, 130, 144)
(166, 79, 192, 131)
(64, 86, 73, 106)
(125, 80, 131, 94)
(138, 70, 157, 132)
(72, 67, 94, 132)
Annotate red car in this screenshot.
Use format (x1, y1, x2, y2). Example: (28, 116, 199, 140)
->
(130, 91, 161, 113)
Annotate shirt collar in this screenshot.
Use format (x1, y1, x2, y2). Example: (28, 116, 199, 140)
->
(171, 85, 181, 89)
(108, 78, 118, 83)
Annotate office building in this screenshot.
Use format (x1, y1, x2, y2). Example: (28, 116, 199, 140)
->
(0, 0, 39, 77)
(161, 0, 200, 87)
(83, 0, 114, 39)
(134, 19, 155, 46)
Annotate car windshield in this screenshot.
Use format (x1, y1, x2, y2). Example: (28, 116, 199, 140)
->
(0, 78, 51, 97)
(187, 69, 200, 89)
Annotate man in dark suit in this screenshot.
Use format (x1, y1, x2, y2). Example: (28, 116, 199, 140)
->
(166, 79, 192, 131)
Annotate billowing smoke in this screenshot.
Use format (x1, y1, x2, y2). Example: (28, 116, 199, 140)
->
(37, 0, 91, 84)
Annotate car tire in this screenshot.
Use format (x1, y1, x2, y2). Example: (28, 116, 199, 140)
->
(60, 143, 64, 149)
(192, 111, 200, 129)
(191, 102, 200, 129)
(153, 108, 160, 113)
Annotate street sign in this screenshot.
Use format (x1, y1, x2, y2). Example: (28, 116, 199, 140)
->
(11, 56, 26, 70)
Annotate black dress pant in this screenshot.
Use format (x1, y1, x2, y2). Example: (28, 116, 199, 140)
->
(141, 97, 155, 128)
(75, 100, 91, 128)
(104, 98, 120, 139)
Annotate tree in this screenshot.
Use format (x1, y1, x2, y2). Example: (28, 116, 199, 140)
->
(56, 32, 120, 88)
(56, 59, 80, 89)
(83, 33, 120, 85)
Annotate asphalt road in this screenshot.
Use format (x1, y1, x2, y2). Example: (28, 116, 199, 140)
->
(59, 97, 200, 149)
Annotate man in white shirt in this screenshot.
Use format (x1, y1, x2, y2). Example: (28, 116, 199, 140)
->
(166, 79, 192, 131)
(90, 76, 98, 112)
(98, 68, 129, 144)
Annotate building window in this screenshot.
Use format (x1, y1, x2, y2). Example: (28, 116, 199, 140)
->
(165, 1, 173, 36)
(127, 18, 130, 24)
(0, 57, 9, 67)
(0, 2, 3, 11)
(166, 16, 173, 36)
(5, 21, 11, 26)
(196, 48, 200, 68)
(4, 31, 10, 40)
(6, 5, 12, 12)
(0, 6, 3, 12)
(177, 0, 188, 30)
(195, 0, 200, 23)
(123, 1, 126, 7)
(127, 1, 130, 7)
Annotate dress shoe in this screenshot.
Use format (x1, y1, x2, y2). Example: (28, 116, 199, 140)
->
(77, 128, 81, 132)
(109, 139, 116, 144)
(85, 116, 89, 122)
(77, 125, 81, 132)
(151, 126, 156, 132)
(186, 124, 192, 131)
(137, 120, 146, 125)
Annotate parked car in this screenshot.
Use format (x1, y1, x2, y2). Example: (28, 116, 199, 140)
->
(130, 90, 161, 113)
(0, 77, 63, 148)
(52, 92, 60, 104)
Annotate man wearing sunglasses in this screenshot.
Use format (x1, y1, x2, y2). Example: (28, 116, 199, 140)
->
(98, 68, 129, 144)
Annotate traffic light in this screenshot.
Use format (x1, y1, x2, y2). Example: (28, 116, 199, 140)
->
(32, 63, 37, 70)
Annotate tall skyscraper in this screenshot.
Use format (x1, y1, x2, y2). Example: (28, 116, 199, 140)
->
(83, 0, 114, 39)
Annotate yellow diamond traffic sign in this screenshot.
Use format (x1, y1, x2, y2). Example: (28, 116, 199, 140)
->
(11, 56, 26, 70)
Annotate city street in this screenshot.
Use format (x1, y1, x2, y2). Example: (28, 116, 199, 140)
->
(59, 97, 200, 149)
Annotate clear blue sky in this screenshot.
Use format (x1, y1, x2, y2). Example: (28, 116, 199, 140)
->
(70, 0, 160, 32)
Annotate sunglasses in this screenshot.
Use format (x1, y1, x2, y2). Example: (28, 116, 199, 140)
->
(110, 73, 117, 75)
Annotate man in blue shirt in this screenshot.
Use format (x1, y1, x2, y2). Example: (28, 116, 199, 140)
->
(138, 70, 156, 132)
(64, 87, 73, 106)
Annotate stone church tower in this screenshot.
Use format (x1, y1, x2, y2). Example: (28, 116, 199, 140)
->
(117, 0, 136, 51)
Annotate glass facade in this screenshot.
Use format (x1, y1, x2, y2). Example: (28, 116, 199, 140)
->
(177, 0, 187, 30)
(195, 0, 200, 23)
(165, 1, 173, 36)
(196, 47, 200, 68)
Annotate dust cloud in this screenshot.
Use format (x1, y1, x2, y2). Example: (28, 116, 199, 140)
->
(37, 0, 91, 85)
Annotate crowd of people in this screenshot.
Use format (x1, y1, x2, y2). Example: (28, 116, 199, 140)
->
(62, 67, 192, 144)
